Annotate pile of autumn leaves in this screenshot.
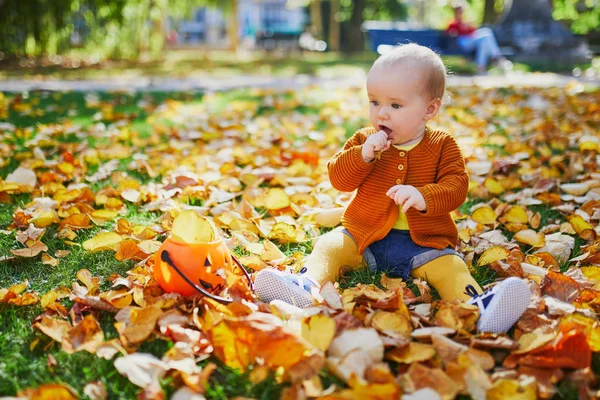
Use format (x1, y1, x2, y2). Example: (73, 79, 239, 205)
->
(1, 83, 600, 399)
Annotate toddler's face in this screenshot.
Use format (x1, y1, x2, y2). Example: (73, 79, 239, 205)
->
(367, 62, 436, 145)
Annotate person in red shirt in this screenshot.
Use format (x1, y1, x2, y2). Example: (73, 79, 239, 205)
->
(447, 5, 511, 74)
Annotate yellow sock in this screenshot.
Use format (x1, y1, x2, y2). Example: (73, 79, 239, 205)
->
(410, 254, 482, 301)
(303, 229, 364, 284)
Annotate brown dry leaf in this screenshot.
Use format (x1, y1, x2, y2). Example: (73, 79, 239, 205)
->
(114, 353, 169, 388)
(83, 381, 108, 400)
(33, 316, 72, 343)
(10, 240, 48, 257)
(76, 269, 101, 296)
(41, 253, 60, 266)
(385, 342, 436, 364)
(115, 304, 163, 346)
(401, 362, 460, 400)
(210, 312, 313, 371)
(100, 288, 133, 309)
(379, 274, 405, 291)
(540, 270, 581, 302)
(60, 213, 92, 229)
(432, 301, 480, 333)
(115, 239, 148, 261)
(62, 314, 105, 354)
(370, 310, 412, 337)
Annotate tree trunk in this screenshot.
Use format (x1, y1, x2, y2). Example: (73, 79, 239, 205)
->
(310, 0, 322, 39)
(482, 0, 499, 25)
(343, 0, 365, 53)
(228, 0, 239, 51)
(329, 0, 340, 51)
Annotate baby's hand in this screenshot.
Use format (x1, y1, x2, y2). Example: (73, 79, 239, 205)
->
(386, 185, 427, 213)
(362, 130, 392, 162)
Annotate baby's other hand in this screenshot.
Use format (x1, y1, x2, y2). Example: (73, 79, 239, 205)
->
(386, 185, 426, 213)
(362, 130, 392, 162)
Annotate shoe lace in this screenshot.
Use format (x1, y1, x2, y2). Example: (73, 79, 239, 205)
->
(464, 284, 480, 299)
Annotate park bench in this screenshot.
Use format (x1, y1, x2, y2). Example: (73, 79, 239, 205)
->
(363, 21, 515, 57)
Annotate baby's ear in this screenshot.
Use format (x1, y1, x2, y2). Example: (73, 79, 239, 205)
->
(424, 98, 442, 120)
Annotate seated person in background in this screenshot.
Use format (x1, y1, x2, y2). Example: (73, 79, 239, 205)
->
(447, 4, 512, 74)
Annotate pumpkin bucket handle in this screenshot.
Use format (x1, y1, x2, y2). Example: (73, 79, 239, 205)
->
(160, 250, 253, 304)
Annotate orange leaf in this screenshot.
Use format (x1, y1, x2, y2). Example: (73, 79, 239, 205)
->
(540, 270, 580, 302)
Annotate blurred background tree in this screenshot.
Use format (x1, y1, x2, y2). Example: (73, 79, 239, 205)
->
(0, 0, 597, 59)
(0, 0, 211, 60)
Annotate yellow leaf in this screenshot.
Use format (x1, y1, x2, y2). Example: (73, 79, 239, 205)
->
(567, 215, 596, 240)
(385, 342, 435, 364)
(478, 246, 509, 266)
(171, 210, 215, 244)
(20, 383, 78, 400)
(471, 205, 497, 225)
(301, 314, 336, 351)
(504, 206, 529, 224)
(100, 289, 133, 308)
(41, 253, 59, 267)
(484, 177, 504, 195)
(264, 188, 290, 210)
(83, 232, 123, 252)
(31, 211, 59, 228)
(371, 310, 412, 336)
(90, 209, 119, 225)
(268, 222, 298, 244)
(513, 229, 546, 247)
(486, 379, 536, 400)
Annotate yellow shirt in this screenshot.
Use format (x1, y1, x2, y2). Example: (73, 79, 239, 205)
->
(392, 139, 422, 230)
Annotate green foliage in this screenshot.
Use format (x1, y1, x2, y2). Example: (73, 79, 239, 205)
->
(0, 0, 208, 60)
(552, 0, 600, 34)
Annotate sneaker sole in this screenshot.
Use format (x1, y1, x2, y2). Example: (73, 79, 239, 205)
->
(254, 269, 315, 308)
(477, 277, 531, 333)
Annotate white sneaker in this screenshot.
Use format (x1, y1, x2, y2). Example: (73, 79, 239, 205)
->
(254, 269, 318, 308)
(466, 277, 531, 333)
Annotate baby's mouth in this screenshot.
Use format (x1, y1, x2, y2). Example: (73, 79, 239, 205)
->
(378, 125, 392, 136)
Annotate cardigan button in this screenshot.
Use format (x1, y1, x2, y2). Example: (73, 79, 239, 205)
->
(397, 164, 404, 171)
(396, 178, 403, 184)
(399, 151, 406, 157)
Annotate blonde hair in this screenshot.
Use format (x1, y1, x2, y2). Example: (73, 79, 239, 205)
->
(372, 43, 447, 102)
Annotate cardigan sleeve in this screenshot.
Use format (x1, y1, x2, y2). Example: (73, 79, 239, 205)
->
(327, 129, 376, 192)
(417, 136, 469, 216)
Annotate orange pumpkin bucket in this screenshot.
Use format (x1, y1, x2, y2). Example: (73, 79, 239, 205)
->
(153, 211, 252, 302)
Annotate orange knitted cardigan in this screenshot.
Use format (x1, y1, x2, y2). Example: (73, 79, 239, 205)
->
(328, 127, 469, 254)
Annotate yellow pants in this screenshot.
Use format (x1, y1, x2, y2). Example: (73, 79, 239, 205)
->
(303, 229, 482, 301)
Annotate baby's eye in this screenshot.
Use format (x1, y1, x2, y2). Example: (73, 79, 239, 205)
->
(392, 103, 401, 109)
(370, 100, 379, 106)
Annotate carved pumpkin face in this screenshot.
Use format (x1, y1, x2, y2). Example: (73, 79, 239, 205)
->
(153, 236, 232, 296)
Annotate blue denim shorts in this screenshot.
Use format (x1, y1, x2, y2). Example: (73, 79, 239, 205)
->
(342, 228, 459, 280)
